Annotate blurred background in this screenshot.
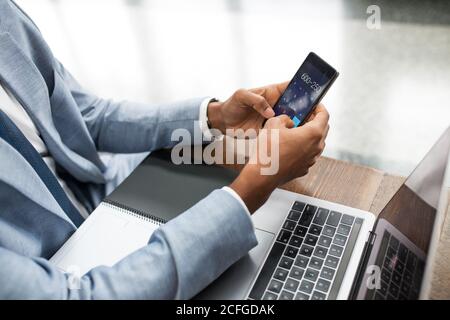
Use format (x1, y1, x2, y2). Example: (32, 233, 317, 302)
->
(15, 0, 450, 176)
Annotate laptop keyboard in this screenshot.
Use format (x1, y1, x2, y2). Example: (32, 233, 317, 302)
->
(248, 201, 364, 300)
(372, 231, 425, 300)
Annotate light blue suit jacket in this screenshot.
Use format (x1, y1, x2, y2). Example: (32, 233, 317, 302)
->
(0, 0, 257, 299)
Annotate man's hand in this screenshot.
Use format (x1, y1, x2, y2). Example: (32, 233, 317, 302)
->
(207, 82, 289, 135)
(230, 104, 330, 213)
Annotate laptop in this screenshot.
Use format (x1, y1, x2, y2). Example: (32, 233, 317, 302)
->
(106, 126, 450, 300)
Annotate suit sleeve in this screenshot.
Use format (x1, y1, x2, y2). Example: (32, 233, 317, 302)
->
(53, 60, 205, 153)
(0, 189, 257, 299)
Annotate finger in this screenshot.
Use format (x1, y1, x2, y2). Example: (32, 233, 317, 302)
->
(275, 81, 289, 95)
(303, 104, 329, 131)
(250, 81, 288, 94)
(250, 81, 289, 106)
(315, 124, 329, 153)
(235, 89, 274, 118)
(277, 115, 295, 128)
(310, 104, 327, 118)
(264, 115, 294, 129)
(304, 103, 323, 122)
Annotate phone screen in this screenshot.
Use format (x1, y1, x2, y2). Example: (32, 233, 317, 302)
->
(273, 52, 338, 127)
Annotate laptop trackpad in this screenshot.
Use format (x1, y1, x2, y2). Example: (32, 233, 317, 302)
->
(194, 228, 274, 300)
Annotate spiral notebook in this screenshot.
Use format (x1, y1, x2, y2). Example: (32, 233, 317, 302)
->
(50, 150, 238, 276)
(50, 200, 165, 276)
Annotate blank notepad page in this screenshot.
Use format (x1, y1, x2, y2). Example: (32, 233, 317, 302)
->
(50, 202, 160, 276)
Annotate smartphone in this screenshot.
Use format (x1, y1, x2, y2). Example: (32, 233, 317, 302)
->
(273, 52, 339, 127)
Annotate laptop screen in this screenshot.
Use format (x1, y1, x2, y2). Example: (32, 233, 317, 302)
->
(355, 127, 450, 299)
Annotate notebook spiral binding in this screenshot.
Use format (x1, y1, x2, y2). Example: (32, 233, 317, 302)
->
(102, 199, 166, 226)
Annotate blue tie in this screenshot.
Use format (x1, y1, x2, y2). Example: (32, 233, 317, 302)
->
(0, 110, 83, 227)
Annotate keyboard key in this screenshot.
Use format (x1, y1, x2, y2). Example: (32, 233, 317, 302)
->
(262, 292, 278, 300)
(300, 244, 314, 257)
(401, 282, 410, 296)
(299, 280, 314, 294)
(315, 278, 331, 293)
(311, 291, 326, 300)
(337, 224, 351, 236)
(326, 211, 342, 227)
(284, 246, 298, 258)
(309, 224, 322, 236)
(289, 235, 303, 248)
(389, 235, 399, 250)
(318, 235, 333, 248)
(283, 220, 296, 231)
(295, 255, 309, 268)
(389, 283, 399, 297)
(292, 201, 306, 212)
(305, 234, 318, 246)
(381, 268, 391, 283)
(267, 279, 283, 293)
(379, 280, 388, 296)
(320, 267, 335, 280)
(383, 258, 394, 272)
(313, 246, 328, 259)
(392, 272, 402, 286)
(294, 226, 308, 237)
(333, 234, 347, 246)
(273, 268, 289, 281)
(295, 292, 310, 300)
(304, 268, 319, 281)
(284, 278, 300, 292)
(313, 208, 329, 225)
(386, 247, 396, 260)
(329, 244, 343, 257)
(279, 290, 294, 300)
(323, 225, 336, 237)
(289, 266, 305, 281)
(398, 244, 408, 263)
(309, 257, 324, 270)
(287, 210, 301, 221)
(324, 255, 339, 269)
(298, 205, 317, 227)
(340, 214, 355, 225)
(404, 271, 413, 283)
(279, 256, 294, 269)
(394, 261, 405, 275)
(277, 229, 292, 244)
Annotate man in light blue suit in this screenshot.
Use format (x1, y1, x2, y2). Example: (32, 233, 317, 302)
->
(0, 0, 329, 299)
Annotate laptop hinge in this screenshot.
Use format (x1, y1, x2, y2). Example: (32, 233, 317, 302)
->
(349, 231, 377, 299)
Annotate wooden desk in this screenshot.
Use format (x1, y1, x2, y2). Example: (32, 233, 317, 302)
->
(281, 156, 450, 299)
